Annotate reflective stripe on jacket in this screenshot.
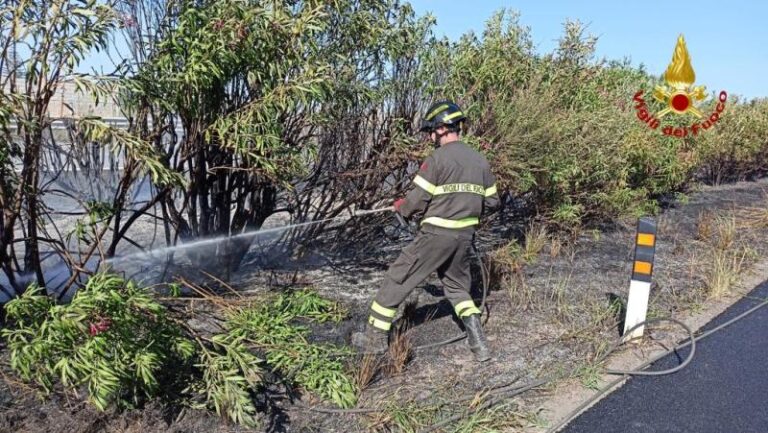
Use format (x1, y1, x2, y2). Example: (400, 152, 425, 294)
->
(399, 141, 499, 231)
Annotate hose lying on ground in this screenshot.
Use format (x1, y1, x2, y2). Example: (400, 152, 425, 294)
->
(292, 209, 768, 430)
(544, 295, 768, 433)
(300, 296, 768, 433)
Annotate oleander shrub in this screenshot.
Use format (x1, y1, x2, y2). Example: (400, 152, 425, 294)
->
(3, 273, 356, 427)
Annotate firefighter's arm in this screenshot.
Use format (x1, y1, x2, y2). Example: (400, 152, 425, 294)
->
(482, 167, 500, 216)
(398, 156, 438, 219)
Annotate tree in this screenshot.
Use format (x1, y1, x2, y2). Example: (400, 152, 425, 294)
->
(121, 0, 434, 279)
(0, 0, 179, 298)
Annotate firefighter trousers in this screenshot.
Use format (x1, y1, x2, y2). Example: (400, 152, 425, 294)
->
(367, 229, 481, 332)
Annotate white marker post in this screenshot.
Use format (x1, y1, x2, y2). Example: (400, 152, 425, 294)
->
(623, 218, 657, 340)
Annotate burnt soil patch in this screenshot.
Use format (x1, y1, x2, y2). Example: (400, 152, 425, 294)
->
(3, 179, 768, 432)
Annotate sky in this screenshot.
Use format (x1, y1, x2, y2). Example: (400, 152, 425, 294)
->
(408, 0, 768, 99)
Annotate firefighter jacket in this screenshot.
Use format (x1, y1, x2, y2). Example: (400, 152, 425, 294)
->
(398, 141, 499, 233)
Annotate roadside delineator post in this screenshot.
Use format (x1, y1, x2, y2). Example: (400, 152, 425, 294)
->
(623, 217, 657, 340)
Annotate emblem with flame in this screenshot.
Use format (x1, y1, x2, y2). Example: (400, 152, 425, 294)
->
(632, 34, 727, 138)
(653, 35, 707, 118)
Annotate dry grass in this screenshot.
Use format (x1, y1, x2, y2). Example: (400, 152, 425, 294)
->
(549, 236, 563, 258)
(559, 295, 621, 344)
(713, 215, 736, 251)
(489, 240, 524, 273)
(505, 272, 537, 312)
(735, 205, 768, 229)
(547, 269, 575, 324)
(487, 240, 524, 295)
(452, 402, 526, 432)
(524, 223, 549, 262)
(704, 246, 747, 298)
(356, 354, 382, 391)
(365, 392, 443, 433)
(386, 328, 413, 375)
(475, 201, 765, 432)
(385, 302, 415, 375)
(695, 209, 715, 241)
(492, 225, 560, 311)
(695, 210, 753, 299)
(489, 224, 550, 287)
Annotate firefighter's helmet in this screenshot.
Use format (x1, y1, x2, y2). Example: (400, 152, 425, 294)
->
(419, 100, 466, 133)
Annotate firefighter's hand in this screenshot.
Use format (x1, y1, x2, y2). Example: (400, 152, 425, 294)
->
(393, 198, 405, 213)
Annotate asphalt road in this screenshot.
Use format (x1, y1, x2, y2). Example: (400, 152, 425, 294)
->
(561, 280, 768, 433)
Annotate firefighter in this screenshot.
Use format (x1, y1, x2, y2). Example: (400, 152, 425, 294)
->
(352, 100, 499, 362)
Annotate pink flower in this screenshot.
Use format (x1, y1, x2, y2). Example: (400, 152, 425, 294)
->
(120, 14, 137, 29)
(88, 317, 112, 336)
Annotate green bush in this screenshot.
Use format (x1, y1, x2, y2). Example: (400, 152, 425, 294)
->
(3, 274, 356, 427)
(424, 12, 698, 226)
(3, 274, 196, 411)
(695, 97, 768, 184)
(224, 289, 357, 409)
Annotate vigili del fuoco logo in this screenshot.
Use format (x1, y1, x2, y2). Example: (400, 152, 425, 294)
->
(633, 34, 727, 138)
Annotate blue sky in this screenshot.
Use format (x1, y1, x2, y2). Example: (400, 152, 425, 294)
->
(409, 0, 768, 99)
(79, 1, 766, 99)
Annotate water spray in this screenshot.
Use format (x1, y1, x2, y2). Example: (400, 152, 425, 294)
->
(103, 205, 397, 269)
(0, 206, 398, 304)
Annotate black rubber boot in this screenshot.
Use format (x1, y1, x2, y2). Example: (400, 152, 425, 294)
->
(351, 324, 389, 353)
(462, 314, 491, 362)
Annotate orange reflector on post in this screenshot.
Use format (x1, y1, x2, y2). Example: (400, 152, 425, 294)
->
(625, 217, 657, 340)
(633, 260, 652, 275)
(637, 233, 655, 247)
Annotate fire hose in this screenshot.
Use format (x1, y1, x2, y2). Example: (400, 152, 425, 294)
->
(302, 207, 768, 431)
